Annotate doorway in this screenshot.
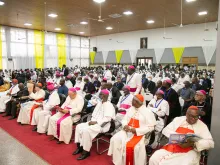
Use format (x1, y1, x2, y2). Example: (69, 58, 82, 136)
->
(182, 57, 198, 69)
(136, 57, 153, 68)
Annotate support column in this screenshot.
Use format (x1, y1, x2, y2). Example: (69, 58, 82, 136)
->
(207, 1, 220, 164)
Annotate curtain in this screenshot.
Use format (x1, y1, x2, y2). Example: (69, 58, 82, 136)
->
(34, 30, 45, 69)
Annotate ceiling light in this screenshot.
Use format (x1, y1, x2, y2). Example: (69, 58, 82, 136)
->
(93, 0, 105, 3)
(48, 13, 58, 18)
(198, 11, 207, 16)
(24, 23, 32, 26)
(0, 1, 5, 6)
(79, 32, 85, 34)
(186, 0, 196, 2)
(55, 28, 61, 31)
(123, 11, 133, 15)
(80, 21, 88, 25)
(147, 20, 155, 24)
(106, 27, 113, 30)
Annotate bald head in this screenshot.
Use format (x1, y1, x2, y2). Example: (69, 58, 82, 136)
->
(18, 83, 25, 90)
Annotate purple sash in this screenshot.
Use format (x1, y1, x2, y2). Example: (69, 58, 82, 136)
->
(130, 88, 137, 92)
(56, 106, 71, 138)
(120, 104, 131, 114)
(75, 87, 80, 91)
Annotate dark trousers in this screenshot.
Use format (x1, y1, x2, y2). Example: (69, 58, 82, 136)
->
(5, 100, 19, 117)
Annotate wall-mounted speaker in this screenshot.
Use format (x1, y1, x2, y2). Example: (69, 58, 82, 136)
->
(93, 47, 97, 52)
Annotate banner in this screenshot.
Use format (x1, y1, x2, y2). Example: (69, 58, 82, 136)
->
(0, 26, 2, 69)
(34, 30, 45, 69)
(202, 46, 216, 66)
(129, 50, 138, 64)
(115, 50, 124, 63)
(102, 51, 109, 64)
(57, 34, 67, 68)
(89, 51, 96, 64)
(172, 47, 185, 63)
(154, 48, 165, 64)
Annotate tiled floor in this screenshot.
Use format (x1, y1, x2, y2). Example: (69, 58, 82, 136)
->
(0, 128, 49, 165)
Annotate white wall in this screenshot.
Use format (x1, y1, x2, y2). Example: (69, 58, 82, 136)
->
(90, 22, 217, 51)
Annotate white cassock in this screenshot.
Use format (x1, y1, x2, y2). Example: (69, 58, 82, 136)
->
(172, 84, 182, 92)
(74, 81, 85, 97)
(104, 70, 112, 82)
(65, 80, 73, 89)
(37, 90, 60, 134)
(108, 105, 157, 165)
(0, 84, 20, 112)
(47, 94, 84, 144)
(116, 94, 134, 122)
(177, 76, 190, 88)
(75, 101, 115, 151)
(17, 89, 46, 124)
(126, 73, 142, 95)
(53, 77, 61, 85)
(149, 116, 214, 165)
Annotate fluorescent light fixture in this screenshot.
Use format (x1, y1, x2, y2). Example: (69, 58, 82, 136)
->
(147, 20, 155, 24)
(0, 1, 5, 5)
(186, 0, 196, 2)
(79, 32, 85, 34)
(80, 21, 88, 25)
(55, 28, 61, 31)
(198, 11, 207, 16)
(24, 23, 32, 26)
(106, 27, 113, 30)
(48, 13, 58, 18)
(123, 11, 133, 15)
(93, 0, 106, 3)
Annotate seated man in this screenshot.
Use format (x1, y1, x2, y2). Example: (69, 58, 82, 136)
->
(17, 83, 46, 125)
(149, 106, 214, 165)
(73, 89, 116, 160)
(47, 88, 84, 144)
(58, 79, 68, 96)
(147, 90, 169, 149)
(0, 79, 20, 114)
(36, 83, 60, 133)
(108, 94, 157, 165)
(3, 83, 29, 120)
(116, 86, 133, 122)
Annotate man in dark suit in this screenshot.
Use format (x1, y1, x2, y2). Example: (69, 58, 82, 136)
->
(107, 83, 121, 105)
(62, 64, 69, 77)
(145, 76, 156, 94)
(113, 77, 124, 91)
(3, 83, 29, 120)
(83, 77, 96, 100)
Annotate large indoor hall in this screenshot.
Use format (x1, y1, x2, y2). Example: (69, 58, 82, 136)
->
(0, 0, 219, 165)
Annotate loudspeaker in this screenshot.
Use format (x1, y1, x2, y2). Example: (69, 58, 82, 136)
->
(93, 47, 97, 52)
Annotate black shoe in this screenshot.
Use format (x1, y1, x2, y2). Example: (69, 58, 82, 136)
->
(2, 114, 10, 117)
(49, 137, 56, 141)
(8, 116, 16, 120)
(56, 141, 62, 144)
(32, 126, 37, 131)
(72, 147, 83, 155)
(77, 151, 90, 160)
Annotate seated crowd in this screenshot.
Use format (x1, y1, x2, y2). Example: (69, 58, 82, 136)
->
(0, 63, 215, 165)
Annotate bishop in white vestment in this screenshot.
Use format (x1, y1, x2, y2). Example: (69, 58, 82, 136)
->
(37, 83, 60, 134)
(47, 87, 84, 144)
(17, 83, 45, 125)
(108, 94, 157, 165)
(73, 89, 116, 160)
(149, 106, 214, 165)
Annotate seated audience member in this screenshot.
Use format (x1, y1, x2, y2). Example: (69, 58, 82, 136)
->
(83, 77, 96, 100)
(36, 83, 60, 133)
(113, 76, 124, 91)
(73, 89, 115, 160)
(17, 83, 45, 125)
(65, 75, 73, 89)
(48, 88, 84, 144)
(149, 106, 214, 165)
(171, 78, 180, 92)
(74, 77, 85, 97)
(0, 79, 19, 114)
(108, 94, 157, 165)
(177, 81, 195, 115)
(58, 79, 68, 96)
(189, 90, 212, 130)
(191, 77, 203, 92)
(93, 76, 101, 92)
(53, 72, 61, 85)
(116, 86, 133, 122)
(106, 82, 121, 105)
(153, 80, 162, 95)
(3, 83, 29, 119)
